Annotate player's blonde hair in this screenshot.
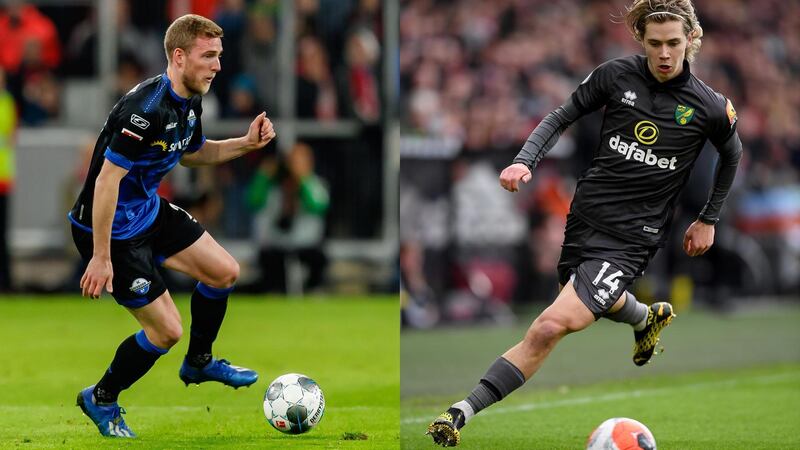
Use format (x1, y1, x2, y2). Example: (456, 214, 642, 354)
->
(624, 0, 703, 62)
(164, 14, 224, 63)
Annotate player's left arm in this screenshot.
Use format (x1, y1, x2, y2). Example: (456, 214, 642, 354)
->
(181, 112, 276, 167)
(684, 98, 743, 257)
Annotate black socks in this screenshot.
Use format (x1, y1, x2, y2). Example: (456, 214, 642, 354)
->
(186, 282, 233, 368)
(93, 330, 167, 404)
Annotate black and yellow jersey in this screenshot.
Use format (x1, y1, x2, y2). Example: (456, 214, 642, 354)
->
(515, 55, 741, 247)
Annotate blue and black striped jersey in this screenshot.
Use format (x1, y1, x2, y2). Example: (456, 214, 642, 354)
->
(69, 73, 206, 239)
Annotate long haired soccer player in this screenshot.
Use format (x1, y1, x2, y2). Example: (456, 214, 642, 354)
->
(427, 0, 742, 446)
(69, 15, 275, 437)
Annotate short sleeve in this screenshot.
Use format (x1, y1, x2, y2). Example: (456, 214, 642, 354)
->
(570, 60, 616, 114)
(708, 94, 738, 147)
(106, 103, 160, 168)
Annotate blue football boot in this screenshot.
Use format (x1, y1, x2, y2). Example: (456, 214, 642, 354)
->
(76, 385, 136, 438)
(179, 357, 258, 388)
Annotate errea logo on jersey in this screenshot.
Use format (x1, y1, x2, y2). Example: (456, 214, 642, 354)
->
(621, 90, 637, 107)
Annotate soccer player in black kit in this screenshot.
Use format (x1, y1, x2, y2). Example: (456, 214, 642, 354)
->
(427, 0, 742, 446)
(69, 15, 275, 437)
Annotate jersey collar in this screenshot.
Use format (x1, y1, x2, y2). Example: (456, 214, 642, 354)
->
(641, 56, 691, 88)
(161, 73, 190, 105)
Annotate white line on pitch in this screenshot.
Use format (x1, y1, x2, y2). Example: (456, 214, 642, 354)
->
(401, 371, 799, 425)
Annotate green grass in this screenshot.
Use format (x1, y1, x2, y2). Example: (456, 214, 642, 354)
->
(0, 295, 399, 449)
(401, 305, 800, 449)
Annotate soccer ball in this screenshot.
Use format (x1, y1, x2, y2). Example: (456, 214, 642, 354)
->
(586, 417, 656, 450)
(263, 373, 325, 434)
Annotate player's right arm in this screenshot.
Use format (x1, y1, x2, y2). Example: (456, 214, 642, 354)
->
(81, 159, 129, 299)
(501, 60, 616, 193)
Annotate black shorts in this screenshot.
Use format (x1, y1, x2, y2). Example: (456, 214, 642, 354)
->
(557, 214, 658, 319)
(72, 197, 205, 308)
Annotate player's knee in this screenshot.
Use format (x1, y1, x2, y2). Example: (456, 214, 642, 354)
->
(221, 259, 240, 286)
(155, 322, 183, 348)
(212, 258, 240, 288)
(528, 317, 568, 345)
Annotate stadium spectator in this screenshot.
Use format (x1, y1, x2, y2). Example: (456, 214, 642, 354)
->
(246, 141, 330, 293)
(338, 28, 381, 122)
(241, 4, 279, 114)
(0, 68, 16, 291)
(0, 0, 61, 74)
(64, 0, 163, 78)
(296, 35, 338, 120)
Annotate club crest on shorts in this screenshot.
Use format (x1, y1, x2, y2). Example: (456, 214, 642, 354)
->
(674, 104, 695, 125)
(130, 278, 151, 295)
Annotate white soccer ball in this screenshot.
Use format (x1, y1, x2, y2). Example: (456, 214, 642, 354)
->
(586, 417, 656, 450)
(263, 373, 325, 434)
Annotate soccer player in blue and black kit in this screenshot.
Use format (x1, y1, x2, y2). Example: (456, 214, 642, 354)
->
(428, 0, 743, 446)
(69, 15, 275, 438)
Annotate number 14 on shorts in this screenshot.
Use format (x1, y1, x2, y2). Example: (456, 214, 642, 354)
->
(592, 261, 623, 296)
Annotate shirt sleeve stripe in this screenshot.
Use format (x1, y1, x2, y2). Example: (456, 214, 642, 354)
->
(104, 147, 134, 170)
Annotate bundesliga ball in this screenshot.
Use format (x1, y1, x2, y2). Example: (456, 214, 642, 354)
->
(586, 417, 656, 450)
(263, 373, 325, 434)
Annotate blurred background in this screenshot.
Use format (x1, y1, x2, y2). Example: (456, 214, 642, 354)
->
(0, 0, 399, 296)
(399, 0, 800, 328)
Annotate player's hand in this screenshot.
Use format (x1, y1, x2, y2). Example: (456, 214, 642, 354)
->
(683, 220, 714, 257)
(80, 256, 114, 299)
(246, 111, 276, 150)
(499, 163, 532, 192)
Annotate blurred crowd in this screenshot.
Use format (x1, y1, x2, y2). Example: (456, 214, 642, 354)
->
(400, 0, 800, 326)
(1, 0, 388, 294)
(0, 0, 384, 123)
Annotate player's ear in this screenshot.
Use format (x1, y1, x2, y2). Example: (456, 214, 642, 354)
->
(173, 48, 185, 67)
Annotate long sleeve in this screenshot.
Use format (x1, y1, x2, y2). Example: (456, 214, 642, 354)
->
(512, 97, 583, 170)
(698, 131, 743, 224)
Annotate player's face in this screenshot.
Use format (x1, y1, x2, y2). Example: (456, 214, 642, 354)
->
(642, 20, 690, 83)
(182, 36, 222, 96)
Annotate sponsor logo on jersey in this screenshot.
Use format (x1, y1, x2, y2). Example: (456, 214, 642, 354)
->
(150, 135, 193, 152)
(608, 135, 677, 170)
(130, 278, 151, 295)
(674, 104, 695, 125)
(130, 114, 150, 130)
(121, 127, 143, 141)
(165, 122, 177, 130)
(643, 225, 660, 234)
(726, 98, 737, 127)
(188, 109, 196, 127)
(634, 120, 659, 145)
(621, 90, 637, 107)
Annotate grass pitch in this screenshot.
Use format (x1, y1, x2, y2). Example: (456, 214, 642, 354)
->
(401, 304, 800, 449)
(0, 295, 399, 449)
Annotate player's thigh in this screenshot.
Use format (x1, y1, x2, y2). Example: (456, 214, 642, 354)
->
(538, 280, 596, 332)
(72, 225, 168, 308)
(126, 290, 182, 347)
(162, 231, 239, 287)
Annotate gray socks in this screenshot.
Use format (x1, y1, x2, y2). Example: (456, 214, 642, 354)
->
(458, 357, 526, 423)
(605, 292, 648, 331)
